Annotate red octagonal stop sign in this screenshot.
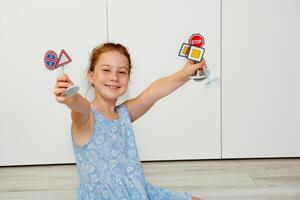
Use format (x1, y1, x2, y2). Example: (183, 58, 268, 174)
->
(189, 33, 205, 47)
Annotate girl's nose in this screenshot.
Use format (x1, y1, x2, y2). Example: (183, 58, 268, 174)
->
(109, 72, 118, 81)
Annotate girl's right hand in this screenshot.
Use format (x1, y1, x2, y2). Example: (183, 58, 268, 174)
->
(182, 59, 207, 78)
(54, 74, 75, 104)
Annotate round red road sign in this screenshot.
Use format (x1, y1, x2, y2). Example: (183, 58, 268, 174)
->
(189, 33, 205, 47)
(44, 50, 58, 70)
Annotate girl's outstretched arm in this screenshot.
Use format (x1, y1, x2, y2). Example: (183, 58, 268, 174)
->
(124, 59, 206, 122)
(54, 74, 91, 127)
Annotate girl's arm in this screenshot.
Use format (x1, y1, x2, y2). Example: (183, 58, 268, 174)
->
(124, 60, 206, 122)
(54, 74, 91, 127)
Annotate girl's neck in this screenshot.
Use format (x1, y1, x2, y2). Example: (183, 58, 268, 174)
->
(91, 95, 118, 119)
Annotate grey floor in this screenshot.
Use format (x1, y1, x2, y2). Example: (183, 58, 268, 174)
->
(0, 159, 300, 200)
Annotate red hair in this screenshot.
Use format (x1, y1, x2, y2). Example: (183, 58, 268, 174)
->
(88, 42, 132, 74)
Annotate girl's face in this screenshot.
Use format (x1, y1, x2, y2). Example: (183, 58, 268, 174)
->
(89, 51, 130, 101)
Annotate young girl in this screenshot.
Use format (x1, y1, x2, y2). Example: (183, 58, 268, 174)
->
(54, 43, 205, 200)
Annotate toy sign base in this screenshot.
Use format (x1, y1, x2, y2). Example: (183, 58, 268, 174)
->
(64, 85, 80, 97)
(190, 75, 207, 81)
(190, 68, 207, 81)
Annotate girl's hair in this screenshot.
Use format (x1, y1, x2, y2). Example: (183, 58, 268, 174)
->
(88, 42, 132, 74)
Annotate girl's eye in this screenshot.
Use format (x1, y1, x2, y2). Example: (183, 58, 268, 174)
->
(102, 69, 110, 72)
(119, 71, 127, 74)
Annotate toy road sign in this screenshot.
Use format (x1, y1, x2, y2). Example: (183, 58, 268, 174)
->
(189, 33, 205, 47)
(44, 50, 58, 70)
(57, 49, 72, 67)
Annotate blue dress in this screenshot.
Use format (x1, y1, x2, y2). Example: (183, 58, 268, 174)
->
(72, 104, 192, 200)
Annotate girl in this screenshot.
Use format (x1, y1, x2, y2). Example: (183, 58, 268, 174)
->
(54, 43, 204, 200)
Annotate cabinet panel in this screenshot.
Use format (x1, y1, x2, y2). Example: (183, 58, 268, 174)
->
(222, 0, 300, 158)
(109, 0, 221, 160)
(0, 0, 107, 166)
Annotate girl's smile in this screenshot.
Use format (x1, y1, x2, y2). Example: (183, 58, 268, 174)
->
(89, 51, 130, 101)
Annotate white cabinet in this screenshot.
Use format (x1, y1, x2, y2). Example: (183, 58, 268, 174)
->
(108, 0, 221, 160)
(1, 0, 299, 166)
(0, 0, 107, 166)
(222, 0, 300, 158)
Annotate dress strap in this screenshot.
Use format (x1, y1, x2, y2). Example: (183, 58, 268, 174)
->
(117, 104, 132, 123)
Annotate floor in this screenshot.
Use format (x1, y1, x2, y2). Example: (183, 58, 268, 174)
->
(0, 158, 299, 200)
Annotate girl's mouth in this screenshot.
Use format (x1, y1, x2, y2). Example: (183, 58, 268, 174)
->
(104, 84, 120, 89)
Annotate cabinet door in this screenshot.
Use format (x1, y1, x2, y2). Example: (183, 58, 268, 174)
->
(109, 0, 221, 160)
(222, 0, 300, 158)
(0, 0, 107, 166)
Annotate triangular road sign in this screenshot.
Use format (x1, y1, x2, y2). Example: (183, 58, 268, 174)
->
(57, 49, 72, 67)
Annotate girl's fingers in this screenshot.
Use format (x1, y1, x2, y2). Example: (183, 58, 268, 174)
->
(198, 59, 207, 69)
(56, 96, 67, 103)
(54, 74, 74, 103)
(187, 60, 195, 65)
(56, 75, 73, 89)
(56, 81, 72, 89)
(57, 74, 74, 84)
(54, 88, 66, 96)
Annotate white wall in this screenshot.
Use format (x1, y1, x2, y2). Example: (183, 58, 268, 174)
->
(222, 0, 300, 158)
(0, 0, 107, 166)
(0, 0, 299, 166)
(0, 0, 221, 166)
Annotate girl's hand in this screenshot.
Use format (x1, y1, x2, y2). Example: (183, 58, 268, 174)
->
(181, 59, 207, 77)
(54, 74, 75, 104)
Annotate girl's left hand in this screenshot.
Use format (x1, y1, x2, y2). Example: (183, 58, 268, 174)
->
(182, 59, 207, 77)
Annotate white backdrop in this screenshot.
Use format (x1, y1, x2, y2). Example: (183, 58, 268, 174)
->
(222, 0, 300, 158)
(0, 0, 108, 166)
(1, 0, 299, 166)
(0, 0, 221, 166)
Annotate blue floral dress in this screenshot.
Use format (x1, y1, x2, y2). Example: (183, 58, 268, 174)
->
(72, 104, 192, 200)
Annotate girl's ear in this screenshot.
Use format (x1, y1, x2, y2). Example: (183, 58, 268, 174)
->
(88, 71, 94, 86)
